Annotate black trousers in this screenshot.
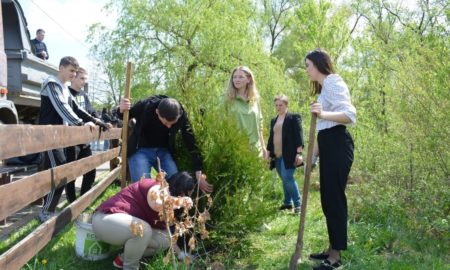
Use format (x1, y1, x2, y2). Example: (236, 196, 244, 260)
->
(42, 148, 67, 213)
(318, 125, 354, 250)
(64, 145, 96, 203)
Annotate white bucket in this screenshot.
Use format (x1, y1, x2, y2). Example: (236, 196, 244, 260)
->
(75, 213, 111, 261)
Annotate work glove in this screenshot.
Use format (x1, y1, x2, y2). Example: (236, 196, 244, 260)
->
(95, 119, 110, 131)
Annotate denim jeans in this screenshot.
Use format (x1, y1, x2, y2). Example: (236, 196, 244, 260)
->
(90, 141, 100, 151)
(275, 157, 301, 208)
(103, 140, 110, 151)
(128, 147, 178, 183)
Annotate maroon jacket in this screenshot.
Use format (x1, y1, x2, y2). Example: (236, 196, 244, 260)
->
(97, 179, 165, 229)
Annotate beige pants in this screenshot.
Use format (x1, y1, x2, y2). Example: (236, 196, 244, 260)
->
(92, 212, 170, 270)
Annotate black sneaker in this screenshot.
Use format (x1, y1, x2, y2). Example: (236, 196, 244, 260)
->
(313, 259, 342, 270)
(278, 204, 293, 210)
(309, 251, 329, 261)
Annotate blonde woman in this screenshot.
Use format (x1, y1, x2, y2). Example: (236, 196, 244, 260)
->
(226, 66, 267, 157)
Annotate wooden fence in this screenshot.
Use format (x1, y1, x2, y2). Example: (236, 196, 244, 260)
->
(0, 124, 123, 269)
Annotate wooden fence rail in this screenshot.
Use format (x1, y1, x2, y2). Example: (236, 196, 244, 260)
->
(0, 125, 121, 160)
(0, 148, 119, 221)
(0, 167, 121, 269)
(0, 124, 123, 270)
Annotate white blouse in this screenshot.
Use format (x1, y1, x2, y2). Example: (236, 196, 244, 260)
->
(317, 74, 356, 131)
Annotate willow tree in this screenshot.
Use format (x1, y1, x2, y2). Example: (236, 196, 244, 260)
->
(86, 0, 298, 252)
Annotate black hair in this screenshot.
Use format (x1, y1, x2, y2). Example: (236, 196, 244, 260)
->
(167, 171, 197, 196)
(157, 98, 181, 122)
(36, 29, 45, 34)
(305, 49, 334, 95)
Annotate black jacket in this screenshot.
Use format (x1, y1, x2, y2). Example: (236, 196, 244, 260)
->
(31, 38, 49, 60)
(39, 76, 96, 126)
(69, 87, 99, 118)
(267, 112, 304, 169)
(119, 95, 203, 171)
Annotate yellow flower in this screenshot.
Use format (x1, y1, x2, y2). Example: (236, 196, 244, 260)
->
(42, 258, 48, 265)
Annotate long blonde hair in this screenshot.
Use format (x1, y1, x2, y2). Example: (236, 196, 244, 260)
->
(226, 66, 260, 103)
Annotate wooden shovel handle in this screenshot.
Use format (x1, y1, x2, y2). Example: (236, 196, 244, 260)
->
(120, 62, 133, 188)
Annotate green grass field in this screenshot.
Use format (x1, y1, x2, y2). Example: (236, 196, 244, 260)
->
(1, 171, 448, 270)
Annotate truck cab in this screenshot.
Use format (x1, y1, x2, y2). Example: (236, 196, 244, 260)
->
(1, 0, 58, 124)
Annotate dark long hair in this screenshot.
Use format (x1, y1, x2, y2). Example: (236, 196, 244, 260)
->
(167, 171, 197, 196)
(305, 49, 334, 95)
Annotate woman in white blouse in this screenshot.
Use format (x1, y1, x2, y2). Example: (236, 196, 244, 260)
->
(305, 49, 356, 270)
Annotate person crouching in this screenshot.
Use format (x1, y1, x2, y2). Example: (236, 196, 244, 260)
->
(92, 172, 196, 270)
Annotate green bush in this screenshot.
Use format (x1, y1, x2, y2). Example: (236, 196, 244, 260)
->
(174, 104, 275, 252)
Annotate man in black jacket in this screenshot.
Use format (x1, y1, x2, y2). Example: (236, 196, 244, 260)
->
(119, 95, 213, 193)
(31, 29, 49, 60)
(38, 57, 110, 222)
(64, 67, 99, 203)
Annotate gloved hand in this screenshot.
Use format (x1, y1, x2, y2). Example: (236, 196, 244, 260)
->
(95, 119, 110, 131)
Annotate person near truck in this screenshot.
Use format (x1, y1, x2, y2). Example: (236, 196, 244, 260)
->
(64, 67, 99, 203)
(38, 56, 110, 222)
(31, 29, 49, 60)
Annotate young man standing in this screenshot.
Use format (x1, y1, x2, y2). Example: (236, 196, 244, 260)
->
(119, 95, 213, 193)
(31, 29, 49, 60)
(38, 57, 110, 222)
(64, 67, 99, 203)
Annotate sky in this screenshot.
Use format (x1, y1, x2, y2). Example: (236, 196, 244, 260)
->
(17, 0, 419, 102)
(19, 0, 116, 69)
(19, 0, 418, 70)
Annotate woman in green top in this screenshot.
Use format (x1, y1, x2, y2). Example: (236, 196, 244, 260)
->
(226, 66, 267, 157)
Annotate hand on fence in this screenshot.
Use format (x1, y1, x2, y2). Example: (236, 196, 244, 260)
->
(84, 121, 96, 128)
(96, 120, 111, 131)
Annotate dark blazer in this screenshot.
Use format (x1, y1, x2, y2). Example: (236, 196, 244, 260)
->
(118, 95, 202, 171)
(267, 112, 304, 169)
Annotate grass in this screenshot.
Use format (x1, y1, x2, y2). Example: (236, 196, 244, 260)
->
(230, 173, 450, 270)
(1, 170, 449, 270)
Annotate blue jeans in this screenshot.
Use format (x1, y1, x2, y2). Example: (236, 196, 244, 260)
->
(275, 157, 301, 208)
(128, 147, 178, 183)
(103, 140, 110, 151)
(91, 141, 100, 151)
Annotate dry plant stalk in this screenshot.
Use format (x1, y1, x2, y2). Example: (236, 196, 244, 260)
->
(150, 158, 213, 267)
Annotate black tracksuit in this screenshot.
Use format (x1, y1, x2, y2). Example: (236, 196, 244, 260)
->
(64, 87, 98, 203)
(39, 76, 97, 212)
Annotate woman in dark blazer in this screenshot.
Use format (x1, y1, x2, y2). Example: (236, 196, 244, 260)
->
(266, 95, 304, 214)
